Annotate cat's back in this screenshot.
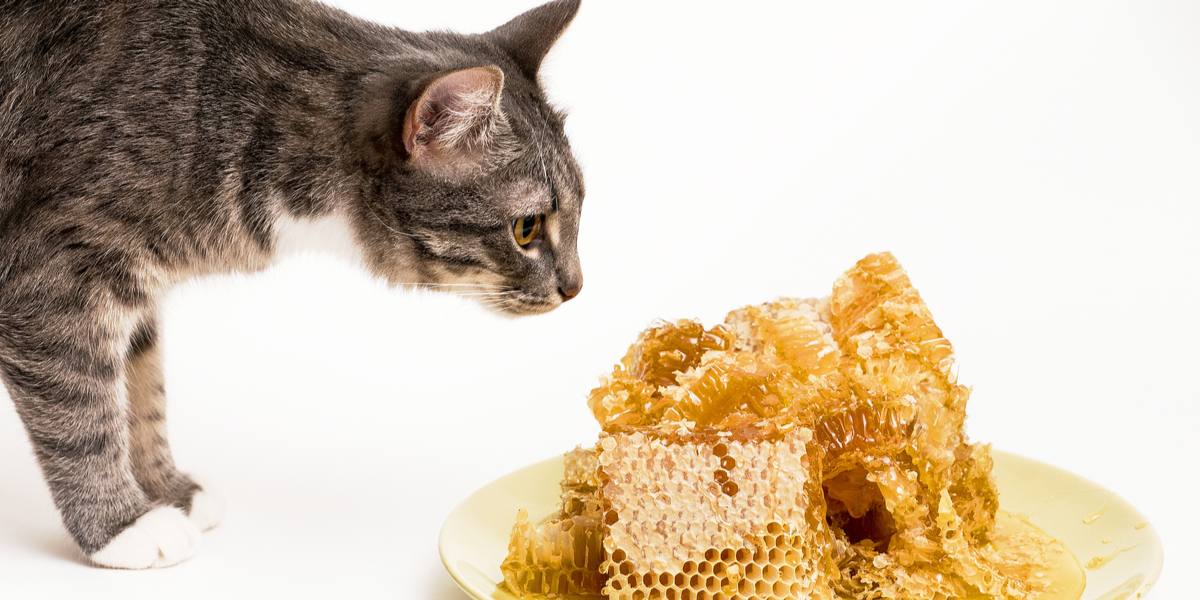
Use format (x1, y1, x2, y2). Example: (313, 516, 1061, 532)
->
(1, 0, 135, 212)
(0, 0, 395, 223)
(2, 2, 88, 206)
(0, 0, 204, 113)
(1, 0, 113, 133)
(0, 0, 205, 220)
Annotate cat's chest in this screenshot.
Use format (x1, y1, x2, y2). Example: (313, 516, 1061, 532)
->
(272, 213, 367, 268)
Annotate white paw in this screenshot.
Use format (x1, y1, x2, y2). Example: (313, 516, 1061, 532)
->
(187, 480, 226, 532)
(90, 506, 201, 569)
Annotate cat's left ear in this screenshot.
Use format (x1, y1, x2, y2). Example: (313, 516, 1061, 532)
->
(402, 65, 506, 175)
(486, 0, 581, 79)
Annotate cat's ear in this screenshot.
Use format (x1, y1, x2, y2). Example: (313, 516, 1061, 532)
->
(402, 65, 506, 174)
(486, 0, 581, 79)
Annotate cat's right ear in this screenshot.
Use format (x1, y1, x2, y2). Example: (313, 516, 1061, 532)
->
(401, 66, 508, 178)
(486, 0, 581, 79)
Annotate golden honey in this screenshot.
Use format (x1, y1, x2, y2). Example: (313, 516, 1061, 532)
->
(502, 253, 1067, 599)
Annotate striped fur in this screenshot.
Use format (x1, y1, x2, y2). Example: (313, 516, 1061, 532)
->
(0, 0, 583, 563)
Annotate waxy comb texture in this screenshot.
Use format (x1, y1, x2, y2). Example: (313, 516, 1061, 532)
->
(503, 253, 1054, 599)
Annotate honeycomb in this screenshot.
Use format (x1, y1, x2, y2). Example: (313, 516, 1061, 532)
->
(587, 319, 739, 430)
(502, 253, 1057, 599)
(598, 428, 836, 600)
(502, 448, 607, 597)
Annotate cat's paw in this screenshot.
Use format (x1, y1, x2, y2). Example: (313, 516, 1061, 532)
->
(186, 479, 226, 532)
(89, 506, 201, 569)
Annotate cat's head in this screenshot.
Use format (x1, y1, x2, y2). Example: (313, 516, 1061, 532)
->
(353, 0, 584, 316)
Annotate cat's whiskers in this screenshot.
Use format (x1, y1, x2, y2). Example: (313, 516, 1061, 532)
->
(395, 282, 504, 288)
(449, 287, 517, 297)
(395, 281, 510, 293)
(478, 297, 511, 311)
(456, 294, 516, 301)
(535, 130, 552, 193)
(394, 281, 518, 303)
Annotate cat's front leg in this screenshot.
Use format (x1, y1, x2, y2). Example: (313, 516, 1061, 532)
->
(125, 316, 225, 532)
(1, 305, 201, 568)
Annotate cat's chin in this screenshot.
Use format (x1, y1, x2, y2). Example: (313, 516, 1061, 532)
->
(478, 296, 561, 318)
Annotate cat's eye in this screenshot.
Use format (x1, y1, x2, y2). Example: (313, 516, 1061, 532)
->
(513, 214, 544, 247)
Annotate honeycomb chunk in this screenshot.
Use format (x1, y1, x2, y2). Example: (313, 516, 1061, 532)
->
(662, 349, 804, 428)
(501, 448, 606, 597)
(830, 253, 955, 378)
(621, 319, 736, 389)
(598, 428, 836, 600)
(588, 320, 737, 430)
(724, 296, 839, 381)
(502, 252, 1058, 600)
(501, 509, 606, 597)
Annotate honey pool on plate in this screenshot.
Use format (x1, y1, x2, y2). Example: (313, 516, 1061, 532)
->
(982, 512, 1082, 599)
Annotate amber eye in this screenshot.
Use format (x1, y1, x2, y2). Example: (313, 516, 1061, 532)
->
(512, 214, 543, 247)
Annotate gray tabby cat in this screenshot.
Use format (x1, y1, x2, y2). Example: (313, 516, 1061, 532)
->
(0, 0, 584, 568)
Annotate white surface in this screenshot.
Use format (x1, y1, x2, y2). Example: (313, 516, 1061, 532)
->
(1, 0, 1196, 597)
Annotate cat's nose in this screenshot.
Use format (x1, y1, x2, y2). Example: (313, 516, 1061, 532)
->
(558, 278, 582, 301)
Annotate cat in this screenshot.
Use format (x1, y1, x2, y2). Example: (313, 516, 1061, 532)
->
(0, 0, 584, 569)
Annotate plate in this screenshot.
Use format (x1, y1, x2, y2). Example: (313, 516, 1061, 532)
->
(440, 450, 1162, 600)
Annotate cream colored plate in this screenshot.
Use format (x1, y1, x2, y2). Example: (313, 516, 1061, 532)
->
(440, 450, 1162, 600)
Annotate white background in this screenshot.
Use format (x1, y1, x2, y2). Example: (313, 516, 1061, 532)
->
(1, 1, 1196, 598)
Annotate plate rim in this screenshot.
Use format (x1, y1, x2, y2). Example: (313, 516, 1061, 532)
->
(439, 449, 1163, 599)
